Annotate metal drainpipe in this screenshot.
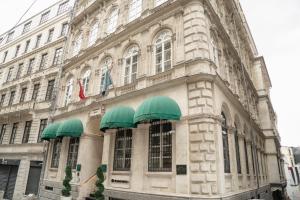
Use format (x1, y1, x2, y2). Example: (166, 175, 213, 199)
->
(37, 0, 79, 198)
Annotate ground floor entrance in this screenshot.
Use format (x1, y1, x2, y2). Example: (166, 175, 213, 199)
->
(0, 160, 20, 200)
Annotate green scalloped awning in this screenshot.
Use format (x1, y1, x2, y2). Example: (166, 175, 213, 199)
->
(134, 96, 182, 124)
(41, 122, 61, 140)
(56, 119, 83, 138)
(100, 106, 136, 132)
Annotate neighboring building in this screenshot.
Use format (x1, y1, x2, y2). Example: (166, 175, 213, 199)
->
(282, 146, 300, 199)
(37, 0, 286, 200)
(0, 0, 75, 199)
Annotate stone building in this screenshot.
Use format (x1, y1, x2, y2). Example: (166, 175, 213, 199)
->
(0, 0, 75, 199)
(39, 0, 286, 200)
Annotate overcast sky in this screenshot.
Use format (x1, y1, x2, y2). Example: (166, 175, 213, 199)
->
(0, 0, 299, 146)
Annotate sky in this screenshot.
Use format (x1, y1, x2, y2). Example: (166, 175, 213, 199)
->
(0, 0, 299, 146)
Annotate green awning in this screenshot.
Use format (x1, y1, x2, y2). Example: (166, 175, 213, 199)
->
(100, 106, 136, 132)
(41, 122, 61, 140)
(56, 119, 83, 138)
(134, 96, 182, 124)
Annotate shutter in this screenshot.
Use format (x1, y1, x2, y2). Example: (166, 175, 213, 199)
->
(4, 165, 18, 200)
(25, 161, 42, 195)
(0, 165, 10, 192)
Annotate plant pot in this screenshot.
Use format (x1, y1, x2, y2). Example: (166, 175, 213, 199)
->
(61, 196, 72, 200)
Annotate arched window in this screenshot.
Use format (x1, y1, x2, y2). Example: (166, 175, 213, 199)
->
(128, 0, 142, 22)
(155, 30, 172, 73)
(234, 123, 241, 174)
(64, 78, 73, 106)
(155, 0, 168, 7)
(73, 34, 82, 56)
(88, 22, 99, 46)
(82, 69, 91, 95)
(107, 8, 119, 34)
(221, 112, 230, 173)
(100, 57, 112, 91)
(124, 45, 138, 84)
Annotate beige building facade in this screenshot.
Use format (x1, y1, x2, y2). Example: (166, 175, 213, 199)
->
(38, 0, 286, 200)
(0, 0, 75, 199)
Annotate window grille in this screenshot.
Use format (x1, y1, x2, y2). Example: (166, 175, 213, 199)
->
(22, 121, 32, 143)
(10, 123, 18, 144)
(113, 129, 132, 171)
(51, 138, 62, 168)
(45, 80, 55, 101)
(67, 138, 79, 169)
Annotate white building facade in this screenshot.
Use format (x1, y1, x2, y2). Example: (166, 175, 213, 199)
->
(0, 1, 75, 199)
(38, 0, 286, 200)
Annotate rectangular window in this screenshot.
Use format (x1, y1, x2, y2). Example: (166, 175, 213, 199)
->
(2, 51, 8, 63)
(10, 122, 18, 144)
(57, 1, 69, 15)
(37, 119, 48, 142)
(24, 40, 31, 53)
(15, 45, 20, 57)
(22, 120, 32, 143)
(60, 23, 68, 36)
(40, 11, 50, 24)
(47, 29, 54, 43)
(53, 48, 63, 66)
(51, 138, 62, 168)
(39, 53, 48, 69)
(45, 80, 55, 101)
(113, 129, 132, 171)
(27, 58, 35, 75)
(31, 83, 40, 101)
(6, 31, 14, 43)
(67, 138, 79, 169)
(19, 87, 27, 103)
(6, 67, 14, 82)
(16, 63, 23, 79)
(0, 124, 7, 144)
(23, 21, 31, 34)
(35, 34, 42, 48)
(244, 139, 250, 174)
(8, 91, 15, 106)
(148, 121, 172, 172)
(0, 94, 6, 107)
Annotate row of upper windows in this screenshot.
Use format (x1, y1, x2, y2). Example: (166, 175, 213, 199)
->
(0, 1, 70, 46)
(0, 119, 48, 145)
(0, 79, 56, 108)
(0, 47, 63, 85)
(71, 0, 169, 56)
(1, 22, 68, 64)
(63, 29, 172, 106)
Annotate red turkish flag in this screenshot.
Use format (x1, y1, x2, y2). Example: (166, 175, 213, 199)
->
(78, 80, 86, 100)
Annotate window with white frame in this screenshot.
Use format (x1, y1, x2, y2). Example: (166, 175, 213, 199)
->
(67, 137, 79, 169)
(64, 78, 73, 106)
(88, 22, 99, 46)
(57, 1, 69, 15)
(73, 34, 82, 56)
(40, 53, 48, 69)
(107, 8, 119, 34)
(113, 129, 132, 171)
(23, 21, 31, 34)
(155, 0, 168, 7)
(51, 138, 62, 168)
(148, 120, 173, 172)
(6, 32, 14, 43)
(60, 22, 69, 36)
(155, 30, 172, 73)
(124, 45, 138, 84)
(128, 0, 142, 22)
(40, 11, 50, 24)
(100, 57, 112, 89)
(53, 47, 63, 66)
(82, 70, 91, 95)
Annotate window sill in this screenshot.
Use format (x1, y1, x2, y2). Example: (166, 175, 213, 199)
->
(49, 168, 58, 172)
(145, 171, 173, 177)
(111, 171, 131, 175)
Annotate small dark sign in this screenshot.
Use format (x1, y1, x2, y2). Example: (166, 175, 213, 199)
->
(176, 165, 187, 175)
(101, 164, 107, 173)
(76, 164, 81, 172)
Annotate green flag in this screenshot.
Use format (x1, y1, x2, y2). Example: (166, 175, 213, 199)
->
(101, 70, 113, 96)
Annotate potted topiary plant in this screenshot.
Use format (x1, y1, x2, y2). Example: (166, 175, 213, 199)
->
(94, 166, 105, 200)
(61, 166, 72, 200)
